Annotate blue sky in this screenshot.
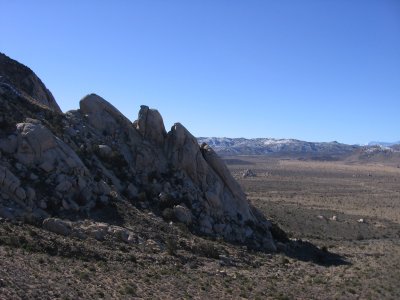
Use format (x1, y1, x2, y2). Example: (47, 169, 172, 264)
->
(1, 0, 399, 144)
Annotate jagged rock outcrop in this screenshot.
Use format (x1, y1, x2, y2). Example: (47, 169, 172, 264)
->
(80, 93, 133, 135)
(135, 105, 167, 146)
(0, 53, 278, 251)
(15, 120, 86, 173)
(0, 52, 61, 113)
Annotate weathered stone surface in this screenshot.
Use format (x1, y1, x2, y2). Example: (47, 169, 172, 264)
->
(0, 53, 278, 252)
(0, 165, 22, 199)
(43, 218, 72, 236)
(166, 123, 209, 185)
(0, 205, 15, 220)
(15, 122, 86, 174)
(80, 93, 133, 134)
(56, 180, 72, 193)
(0, 53, 62, 113)
(200, 143, 252, 220)
(135, 105, 167, 146)
(15, 187, 26, 200)
(126, 183, 138, 199)
(173, 205, 192, 225)
(98, 144, 112, 158)
(26, 187, 36, 202)
(0, 135, 17, 154)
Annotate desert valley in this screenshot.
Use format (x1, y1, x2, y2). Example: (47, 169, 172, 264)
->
(0, 53, 399, 300)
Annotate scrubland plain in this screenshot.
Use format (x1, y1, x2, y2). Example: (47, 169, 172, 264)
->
(1, 157, 399, 299)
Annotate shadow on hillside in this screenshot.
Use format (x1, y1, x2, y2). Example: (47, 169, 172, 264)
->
(59, 202, 125, 226)
(89, 202, 125, 226)
(283, 240, 350, 266)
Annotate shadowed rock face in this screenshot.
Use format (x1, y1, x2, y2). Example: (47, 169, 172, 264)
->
(0, 53, 61, 113)
(0, 54, 277, 251)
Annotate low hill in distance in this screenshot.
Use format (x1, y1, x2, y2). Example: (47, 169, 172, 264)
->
(368, 141, 400, 147)
(198, 137, 400, 165)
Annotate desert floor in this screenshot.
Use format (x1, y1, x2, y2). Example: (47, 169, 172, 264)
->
(1, 157, 399, 299)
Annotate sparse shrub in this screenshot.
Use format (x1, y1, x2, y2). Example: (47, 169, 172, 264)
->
(348, 288, 357, 294)
(88, 265, 96, 272)
(77, 270, 90, 280)
(159, 193, 180, 210)
(162, 208, 175, 221)
(175, 222, 190, 236)
(275, 294, 290, 300)
(193, 241, 219, 259)
(121, 284, 137, 296)
(313, 276, 325, 284)
(119, 245, 129, 253)
(28, 228, 38, 237)
(37, 257, 45, 264)
(279, 256, 290, 265)
(97, 291, 105, 298)
(166, 237, 177, 255)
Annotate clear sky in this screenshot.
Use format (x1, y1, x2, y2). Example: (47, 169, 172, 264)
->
(1, 0, 399, 144)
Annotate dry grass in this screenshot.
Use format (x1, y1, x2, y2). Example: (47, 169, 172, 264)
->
(0, 157, 399, 299)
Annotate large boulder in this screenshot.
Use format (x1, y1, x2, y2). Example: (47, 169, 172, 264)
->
(135, 105, 167, 146)
(14, 121, 87, 174)
(80, 93, 133, 134)
(200, 143, 252, 220)
(165, 123, 209, 186)
(0, 165, 26, 203)
(43, 218, 72, 236)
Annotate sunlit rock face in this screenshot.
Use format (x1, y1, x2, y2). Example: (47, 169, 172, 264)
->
(0, 53, 277, 251)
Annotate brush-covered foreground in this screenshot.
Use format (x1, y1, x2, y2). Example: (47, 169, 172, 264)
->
(1, 157, 400, 299)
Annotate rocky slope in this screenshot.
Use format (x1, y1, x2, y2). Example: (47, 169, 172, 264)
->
(0, 53, 277, 251)
(197, 137, 359, 157)
(0, 53, 61, 113)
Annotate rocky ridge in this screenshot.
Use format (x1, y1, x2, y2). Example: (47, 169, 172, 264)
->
(0, 53, 277, 251)
(0, 53, 61, 113)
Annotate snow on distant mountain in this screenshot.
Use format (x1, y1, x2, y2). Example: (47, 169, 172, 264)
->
(197, 137, 359, 156)
(368, 141, 400, 147)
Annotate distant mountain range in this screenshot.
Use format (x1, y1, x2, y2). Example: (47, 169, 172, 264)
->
(197, 137, 359, 157)
(197, 137, 400, 159)
(368, 141, 400, 147)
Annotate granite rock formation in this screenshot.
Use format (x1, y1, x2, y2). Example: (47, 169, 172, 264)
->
(0, 53, 277, 251)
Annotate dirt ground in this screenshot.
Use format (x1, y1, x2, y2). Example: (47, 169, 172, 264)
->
(1, 157, 399, 299)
